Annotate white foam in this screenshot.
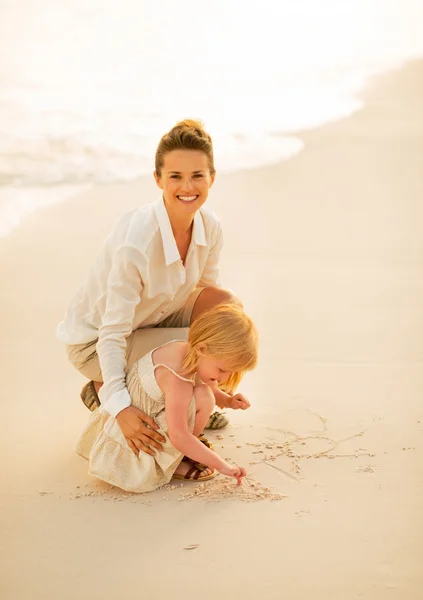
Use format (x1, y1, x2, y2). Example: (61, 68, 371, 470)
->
(1, 0, 422, 236)
(0, 185, 91, 237)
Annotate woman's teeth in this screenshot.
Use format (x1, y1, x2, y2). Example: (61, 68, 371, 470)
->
(177, 195, 197, 202)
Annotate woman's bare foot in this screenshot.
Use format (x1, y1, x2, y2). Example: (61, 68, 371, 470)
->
(173, 460, 215, 481)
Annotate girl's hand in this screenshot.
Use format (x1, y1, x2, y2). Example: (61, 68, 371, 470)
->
(218, 462, 246, 486)
(227, 393, 251, 410)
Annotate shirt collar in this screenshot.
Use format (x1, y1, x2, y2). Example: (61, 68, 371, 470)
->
(154, 196, 207, 266)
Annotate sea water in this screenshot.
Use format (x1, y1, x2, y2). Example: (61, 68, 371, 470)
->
(1, 0, 423, 235)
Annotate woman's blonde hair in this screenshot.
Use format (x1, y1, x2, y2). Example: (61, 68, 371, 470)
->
(155, 119, 215, 176)
(181, 303, 258, 393)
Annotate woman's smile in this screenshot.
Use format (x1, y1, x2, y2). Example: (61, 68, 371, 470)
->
(177, 194, 199, 203)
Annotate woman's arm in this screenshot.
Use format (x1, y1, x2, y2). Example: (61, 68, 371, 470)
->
(163, 375, 226, 471)
(198, 220, 224, 288)
(97, 245, 145, 417)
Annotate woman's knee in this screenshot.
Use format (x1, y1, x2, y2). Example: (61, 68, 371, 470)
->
(191, 286, 242, 323)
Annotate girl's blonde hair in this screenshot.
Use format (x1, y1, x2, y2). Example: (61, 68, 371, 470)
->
(181, 302, 258, 393)
(155, 119, 215, 176)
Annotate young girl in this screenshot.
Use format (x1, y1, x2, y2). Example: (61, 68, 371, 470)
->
(76, 303, 258, 493)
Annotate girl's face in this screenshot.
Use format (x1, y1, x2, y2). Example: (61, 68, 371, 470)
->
(154, 150, 215, 219)
(195, 352, 232, 386)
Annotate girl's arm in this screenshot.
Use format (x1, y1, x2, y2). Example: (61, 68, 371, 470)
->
(206, 379, 231, 408)
(163, 374, 226, 471)
(209, 384, 251, 410)
(213, 387, 232, 409)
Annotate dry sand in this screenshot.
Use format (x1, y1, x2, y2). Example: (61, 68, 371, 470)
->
(1, 60, 422, 599)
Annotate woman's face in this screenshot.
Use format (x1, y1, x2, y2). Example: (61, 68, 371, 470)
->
(154, 150, 215, 218)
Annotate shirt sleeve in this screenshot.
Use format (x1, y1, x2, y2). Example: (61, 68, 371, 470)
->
(97, 245, 145, 417)
(198, 220, 223, 288)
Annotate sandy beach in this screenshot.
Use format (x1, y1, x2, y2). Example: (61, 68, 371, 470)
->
(1, 60, 422, 599)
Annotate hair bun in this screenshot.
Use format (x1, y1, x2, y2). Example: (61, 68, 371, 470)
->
(155, 118, 215, 175)
(174, 119, 209, 139)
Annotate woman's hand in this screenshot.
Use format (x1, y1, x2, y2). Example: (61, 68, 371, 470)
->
(116, 406, 166, 456)
(227, 393, 251, 410)
(218, 462, 246, 485)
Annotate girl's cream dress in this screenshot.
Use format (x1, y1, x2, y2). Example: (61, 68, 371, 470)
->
(76, 344, 196, 493)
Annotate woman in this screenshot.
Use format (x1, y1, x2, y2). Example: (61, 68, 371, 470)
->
(57, 119, 240, 457)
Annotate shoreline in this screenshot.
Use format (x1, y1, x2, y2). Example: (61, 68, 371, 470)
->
(0, 58, 413, 240)
(1, 59, 422, 599)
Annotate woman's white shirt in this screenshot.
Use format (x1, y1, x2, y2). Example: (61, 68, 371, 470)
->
(56, 197, 223, 416)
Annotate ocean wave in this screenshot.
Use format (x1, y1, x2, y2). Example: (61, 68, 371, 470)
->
(0, 137, 151, 186)
(0, 183, 92, 237)
(0, 131, 306, 188)
(1, 0, 422, 236)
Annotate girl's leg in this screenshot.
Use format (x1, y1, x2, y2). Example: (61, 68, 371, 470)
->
(173, 384, 216, 479)
(192, 384, 216, 437)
